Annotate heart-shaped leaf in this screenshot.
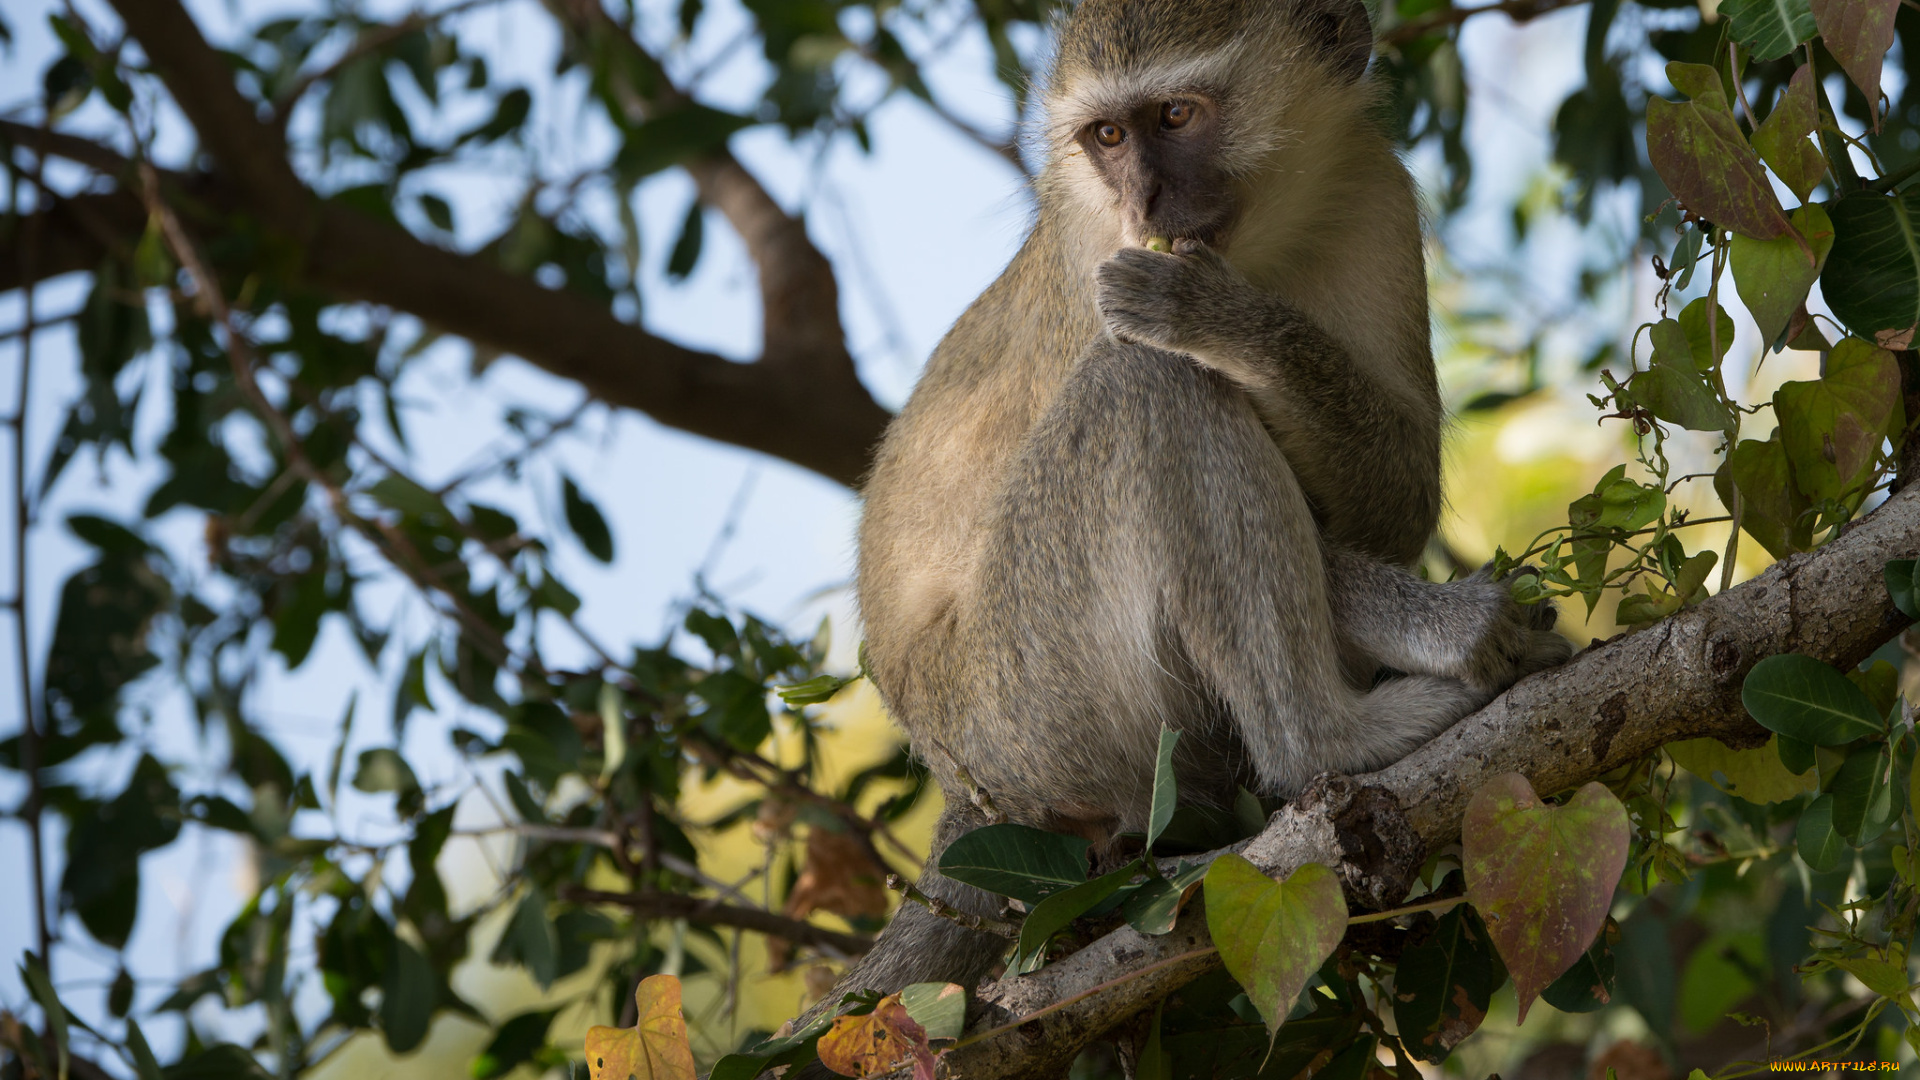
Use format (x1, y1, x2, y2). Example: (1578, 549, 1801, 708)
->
(1461, 774, 1629, 1023)
(1731, 205, 1834, 346)
(1750, 66, 1827, 202)
(1646, 64, 1791, 241)
(938, 824, 1088, 904)
(1204, 855, 1348, 1040)
(1742, 653, 1884, 745)
(1714, 435, 1815, 560)
(585, 975, 697, 1080)
(1811, 0, 1901, 126)
(1774, 338, 1902, 502)
(1718, 0, 1817, 61)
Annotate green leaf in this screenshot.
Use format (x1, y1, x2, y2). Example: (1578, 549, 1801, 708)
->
(126, 1019, 163, 1080)
(1011, 860, 1142, 974)
(1148, 725, 1180, 849)
(1718, 0, 1817, 61)
(1204, 855, 1348, 1040)
(898, 982, 966, 1043)
(1731, 204, 1834, 346)
(1120, 860, 1208, 936)
(1822, 190, 1920, 339)
(1541, 930, 1616, 1013)
(1796, 793, 1848, 872)
(1645, 65, 1791, 241)
(667, 199, 705, 281)
(1391, 902, 1501, 1063)
(491, 888, 559, 989)
(352, 748, 423, 812)
(1715, 435, 1815, 560)
(367, 474, 451, 521)
(938, 823, 1090, 904)
(1811, 0, 1901, 121)
(1829, 744, 1902, 847)
(614, 102, 755, 183)
(1461, 774, 1630, 1023)
(462, 86, 530, 144)
(561, 475, 614, 562)
(1749, 65, 1826, 203)
(21, 953, 69, 1080)
(381, 937, 438, 1053)
(471, 1010, 557, 1079)
(1678, 932, 1765, 1033)
(1773, 337, 1903, 501)
(1887, 559, 1918, 619)
(1743, 654, 1885, 745)
(1569, 465, 1666, 533)
(1667, 735, 1818, 803)
(777, 673, 855, 706)
(1678, 296, 1737, 368)
(419, 193, 455, 233)
(1778, 733, 1817, 774)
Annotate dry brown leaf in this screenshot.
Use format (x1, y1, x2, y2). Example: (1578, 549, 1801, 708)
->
(816, 994, 936, 1080)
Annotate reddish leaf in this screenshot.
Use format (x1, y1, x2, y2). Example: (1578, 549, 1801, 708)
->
(1462, 774, 1629, 1023)
(1812, 0, 1900, 128)
(1646, 64, 1791, 241)
(1750, 66, 1827, 203)
(818, 994, 939, 1080)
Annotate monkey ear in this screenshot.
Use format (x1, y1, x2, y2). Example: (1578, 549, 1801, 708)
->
(1294, 0, 1374, 81)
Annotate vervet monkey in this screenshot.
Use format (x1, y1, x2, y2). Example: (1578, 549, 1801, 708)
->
(818, 0, 1570, 1018)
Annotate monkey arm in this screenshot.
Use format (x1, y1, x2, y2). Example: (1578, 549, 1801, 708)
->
(1094, 244, 1440, 562)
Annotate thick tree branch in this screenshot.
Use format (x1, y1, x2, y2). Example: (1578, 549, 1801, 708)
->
(939, 485, 1920, 1080)
(559, 886, 874, 958)
(5, 2, 893, 486)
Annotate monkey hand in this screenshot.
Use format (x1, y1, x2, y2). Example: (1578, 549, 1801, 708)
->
(1457, 566, 1574, 697)
(1094, 241, 1250, 354)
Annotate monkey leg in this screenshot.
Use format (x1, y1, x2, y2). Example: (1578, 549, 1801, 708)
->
(959, 341, 1484, 810)
(1323, 549, 1573, 697)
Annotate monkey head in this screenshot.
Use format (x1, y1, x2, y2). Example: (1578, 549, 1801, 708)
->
(1041, 0, 1380, 270)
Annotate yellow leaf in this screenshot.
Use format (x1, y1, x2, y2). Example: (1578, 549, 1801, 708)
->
(585, 975, 697, 1080)
(817, 993, 937, 1079)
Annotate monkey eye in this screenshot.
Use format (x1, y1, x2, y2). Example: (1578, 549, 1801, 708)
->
(1093, 122, 1126, 147)
(1162, 100, 1195, 129)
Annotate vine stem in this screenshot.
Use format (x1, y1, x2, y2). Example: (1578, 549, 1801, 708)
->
(7, 113, 54, 974)
(1347, 894, 1465, 925)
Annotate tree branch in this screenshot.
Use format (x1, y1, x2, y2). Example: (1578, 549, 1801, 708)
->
(559, 886, 874, 959)
(937, 484, 1920, 1080)
(5, 0, 894, 485)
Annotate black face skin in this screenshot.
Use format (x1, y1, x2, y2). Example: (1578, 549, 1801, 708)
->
(1079, 95, 1236, 247)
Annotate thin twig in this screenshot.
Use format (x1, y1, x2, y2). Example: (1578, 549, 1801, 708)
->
(270, 0, 506, 127)
(561, 885, 874, 957)
(885, 874, 1018, 938)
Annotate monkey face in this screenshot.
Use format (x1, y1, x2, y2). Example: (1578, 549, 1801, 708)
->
(1076, 94, 1238, 251)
